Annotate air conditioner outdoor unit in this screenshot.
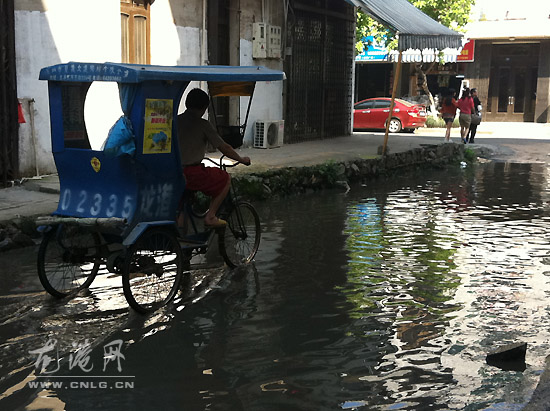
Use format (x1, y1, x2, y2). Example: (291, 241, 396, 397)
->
(254, 120, 284, 149)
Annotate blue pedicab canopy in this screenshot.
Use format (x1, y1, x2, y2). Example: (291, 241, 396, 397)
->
(40, 62, 284, 238)
(39, 62, 285, 83)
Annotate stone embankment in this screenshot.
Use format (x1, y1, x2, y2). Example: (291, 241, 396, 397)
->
(0, 143, 465, 252)
(233, 143, 465, 199)
(0, 217, 40, 251)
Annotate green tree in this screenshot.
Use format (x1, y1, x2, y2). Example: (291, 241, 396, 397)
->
(356, 0, 474, 114)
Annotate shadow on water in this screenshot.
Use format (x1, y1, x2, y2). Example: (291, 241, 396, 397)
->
(1, 161, 550, 410)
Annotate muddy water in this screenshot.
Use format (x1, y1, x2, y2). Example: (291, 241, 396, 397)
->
(1, 160, 550, 410)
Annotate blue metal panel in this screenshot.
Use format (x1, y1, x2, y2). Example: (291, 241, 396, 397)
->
(41, 62, 284, 242)
(50, 80, 187, 233)
(127, 81, 186, 230)
(47, 83, 65, 153)
(53, 150, 139, 222)
(39, 62, 285, 83)
(355, 36, 389, 62)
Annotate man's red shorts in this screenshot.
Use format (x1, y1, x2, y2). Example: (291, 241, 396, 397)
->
(183, 164, 229, 197)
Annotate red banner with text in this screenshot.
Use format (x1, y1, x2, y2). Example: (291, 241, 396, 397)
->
(457, 40, 475, 63)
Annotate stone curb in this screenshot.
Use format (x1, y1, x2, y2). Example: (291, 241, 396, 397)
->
(233, 143, 465, 200)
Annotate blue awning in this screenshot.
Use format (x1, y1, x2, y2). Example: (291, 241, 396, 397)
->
(39, 62, 285, 83)
(346, 0, 463, 51)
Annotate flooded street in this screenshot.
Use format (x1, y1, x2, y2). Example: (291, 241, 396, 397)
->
(2, 160, 550, 410)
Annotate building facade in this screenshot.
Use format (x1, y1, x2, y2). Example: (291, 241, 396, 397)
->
(354, 0, 550, 125)
(464, 0, 550, 123)
(6, 0, 355, 179)
(13, 0, 286, 176)
(283, 0, 355, 143)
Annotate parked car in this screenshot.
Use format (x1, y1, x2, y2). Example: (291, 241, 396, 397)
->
(353, 98, 427, 133)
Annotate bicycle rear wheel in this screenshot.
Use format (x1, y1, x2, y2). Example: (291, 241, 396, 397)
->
(122, 228, 183, 313)
(219, 202, 261, 268)
(37, 224, 101, 298)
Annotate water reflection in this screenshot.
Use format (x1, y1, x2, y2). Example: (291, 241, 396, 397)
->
(338, 162, 550, 409)
(2, 161, 550, 410)
(342, 188, 463, 408)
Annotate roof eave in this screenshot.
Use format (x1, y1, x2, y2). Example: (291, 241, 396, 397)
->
(397, 33, 463, 52)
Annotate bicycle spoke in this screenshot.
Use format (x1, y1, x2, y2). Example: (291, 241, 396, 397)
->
(219, 202, 260, 268)
(37, 225, 101, 298)
(123, 229, 182, 313)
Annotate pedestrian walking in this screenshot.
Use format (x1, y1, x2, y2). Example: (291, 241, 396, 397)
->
(457, 87, 474, 144)
(439, 89, 458, 142)
(467, 88, 482, 143)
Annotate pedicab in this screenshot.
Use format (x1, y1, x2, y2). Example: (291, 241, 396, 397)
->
(36, 62, 284, 313)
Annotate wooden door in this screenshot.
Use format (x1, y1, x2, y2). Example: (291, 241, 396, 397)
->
(486, 44, 539, 122)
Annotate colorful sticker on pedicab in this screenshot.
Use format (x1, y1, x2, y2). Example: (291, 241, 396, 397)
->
(143, 99, 173, 154)
(91, 157, 101, 172)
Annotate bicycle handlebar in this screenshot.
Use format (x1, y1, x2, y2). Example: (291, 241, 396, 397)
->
(203, 155, 243, 169)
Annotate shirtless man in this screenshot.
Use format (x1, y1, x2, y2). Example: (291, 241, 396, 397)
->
(177, 88, 250, 227)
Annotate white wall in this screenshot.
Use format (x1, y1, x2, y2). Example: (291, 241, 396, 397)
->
(15, 0, 121, 175)
(149, 2, 204, 114)
(15, 0, 284, 176)
(151, 1, 201, 67)
(240, 39, 284, 146)
(471, 0, 550, 21)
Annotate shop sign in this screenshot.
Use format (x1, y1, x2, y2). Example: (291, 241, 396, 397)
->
(355, 36, 389, 62)
(457, 40, 475, 62)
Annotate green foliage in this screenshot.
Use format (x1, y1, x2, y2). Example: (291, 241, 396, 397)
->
(425, 116, 459, 128)
(425, 116, 443, 128)
(314, 161, 343, 185)
(233, 175, 268, 200)
(233, 161, 347, 200)
(355, 13, 396, 54)
(463, 147, 477, 163)
(356, 0, 474, 53)
(411, 0, 472, 31)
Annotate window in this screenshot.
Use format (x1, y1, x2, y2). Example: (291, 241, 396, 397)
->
(374, 100, 391, 109)
(61, 83, 92, 149)
(355, 101, 374, 109)
(120, 1, 151, 64)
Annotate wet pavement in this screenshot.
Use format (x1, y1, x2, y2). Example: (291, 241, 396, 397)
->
(3, 123, 550, 409)
(2, 161, 550, 409)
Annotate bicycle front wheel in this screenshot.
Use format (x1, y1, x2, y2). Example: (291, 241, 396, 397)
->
(122, 228, 183, 314)
(219, 202, 261, 268)
(37, 224, 101, 298)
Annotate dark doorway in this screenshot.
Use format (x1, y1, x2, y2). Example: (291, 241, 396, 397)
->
(486, 43, 539, 122)
(354, 63, 392, 101)
(208, 0, 230, 127)
(0, 0, 18, 186)
(284, 0, 355, 143)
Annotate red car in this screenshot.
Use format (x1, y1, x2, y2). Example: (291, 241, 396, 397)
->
(353, 98, 427, 133)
